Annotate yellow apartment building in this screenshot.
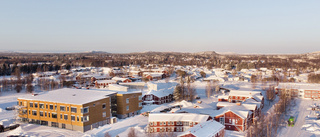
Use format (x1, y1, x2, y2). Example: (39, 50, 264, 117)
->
(17, 88, 115, 132)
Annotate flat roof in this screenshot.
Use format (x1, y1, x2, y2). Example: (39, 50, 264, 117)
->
(18, 88, 115, 105)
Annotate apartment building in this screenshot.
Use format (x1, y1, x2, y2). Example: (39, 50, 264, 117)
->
(115, 91, 143, 119)
(148, 113, 211, 133)
(17, 88, 114, 132)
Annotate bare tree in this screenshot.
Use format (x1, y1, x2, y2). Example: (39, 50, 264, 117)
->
(205, 81, 213, 98)
(104, 132, 111, 137)
(127, 127, 137, 137)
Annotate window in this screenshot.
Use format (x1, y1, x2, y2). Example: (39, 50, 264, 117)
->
(81, 107, 89, 113)
(29, 110, 30, 114)
(81, 115, 89, 122)
(154, 122, 157, 126)
(171, 122, 173, 125)
(39, 103, 44, 109)
(67, 107, 69, 111)
(50, 105, 53, 110)
(32, 110, 37, 116)
(71, 115, 75, 121)
(163, 122, 166, 125)
(40, 111, 43, 117)
(139, 102, 142, 107)
(60, 106, 65, 111)
(60, 114, 63, 119)
(64, 114, 68, 120)
(34, 103, 38, 108)
(19, 101, 22, 106)
(48, 112, 51, 118)
(139, 95, 142, 100)
(229, 119, 232, 123)
(126, 98, 129, 104)
(30, 102, 33, 108)
(102, 103, 106, 109)
(168, 122, 170, 125)
(160, 122, 162, 125)
(52, 113, 57, 118)
(71, 107, 77, 113)
(126, 106, 129, 111)
(55, 105, 57, 110)
(62, 124, 66, 129)
(150, 122, 153, 126)
(103, 112, 106, 117)
(51, 122, 58, 127)
(46, 104, 48, 109)
(77, 116, 79, 121)
(45, 112, 47, 117)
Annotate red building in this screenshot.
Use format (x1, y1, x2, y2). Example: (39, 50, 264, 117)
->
(148, 113, 211, 133)
(213, 108, 252, 132)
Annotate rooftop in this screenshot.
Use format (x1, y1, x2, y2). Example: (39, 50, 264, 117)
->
(18, 88, 115, 105)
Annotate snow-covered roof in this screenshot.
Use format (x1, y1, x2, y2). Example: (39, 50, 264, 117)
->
(18, 88, 115, 105)
(95, 80, 116, 83)
(276, 83, 320, 90)
(211, 107, 250, 119)
(148, 113, 209, 123)
(178, 120, 224, 137)
(229, 90, 262, 97)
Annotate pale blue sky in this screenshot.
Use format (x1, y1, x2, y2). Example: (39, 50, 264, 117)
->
(0, 0, 320, 53)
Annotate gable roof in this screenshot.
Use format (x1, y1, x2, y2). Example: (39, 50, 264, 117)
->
(178, 120, 225, 137)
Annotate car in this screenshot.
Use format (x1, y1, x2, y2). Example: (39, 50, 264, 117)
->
(288, 116, 295, 127)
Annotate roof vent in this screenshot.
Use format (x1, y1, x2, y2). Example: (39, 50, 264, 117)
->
(73, 94, 76, 96)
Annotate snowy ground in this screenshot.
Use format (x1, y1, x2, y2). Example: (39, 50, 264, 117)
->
(277, 99, 320, 137)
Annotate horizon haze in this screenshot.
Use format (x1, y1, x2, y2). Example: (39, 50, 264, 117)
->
(1, 0, 320, 54)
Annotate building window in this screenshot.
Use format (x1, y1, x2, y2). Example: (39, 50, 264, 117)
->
(163, 122, 166, 125)
(160, 122, 162, 126)
(62, 124, 66, 129)
(77, 116, 79, 121)
(51, 122, 58, 127)
(48, 112, 51, 118)
(139, 95, 142, 100)
(50, 105, 53, 110)
(81, 115, 89, 122)
(102, 103, 106, 109)
(81, 107, 89, 113)
(40, 111, 43, 117)
(52, 113, 57, 118)
(126, 105, 129, 111)
(34, 103, 38, 108)
(93, 104, 95, 107)
(64, 114, 68, 120)
(71, 115, 75, 121)
(150, 122, 153, 126)
(45, 112, 47, 117)
(171, 122, 173, 125)
(67, 107, 69, 111)
(103, 112, 106, 117)
(46, 104, 48, 109)
(71, 107, 77, 113)
(60, 114, 63, 119)
(55, 105, 57, 110)
(154, 122, 157, 126)
(168, 122, 170, 125)
(60, 106, 65, 111)
(126, 98, 129, 104)
(139, 102, 142, 107)
(30, 102, 33, 108)
(39, 103, 44, 109)
(32, 110, 37, 116)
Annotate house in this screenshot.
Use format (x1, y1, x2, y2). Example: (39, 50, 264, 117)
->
(95, 80, 117, 88)
(144, 73, 166, 81)
(148, 113, 211, 133)
(17, 88, 115, 132)
(212, 108, 253, 132)
(227, 90, 264, 108)
(142, 82, 176, 105)
(111, 77, 132, 83)
(178, 120, 225, 137)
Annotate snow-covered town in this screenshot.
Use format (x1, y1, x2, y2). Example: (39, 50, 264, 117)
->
(1, 64, 320, 137)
